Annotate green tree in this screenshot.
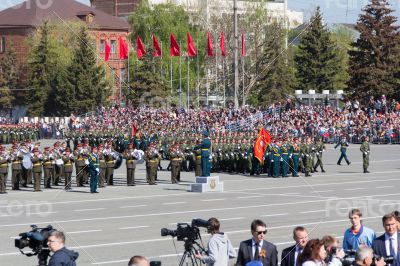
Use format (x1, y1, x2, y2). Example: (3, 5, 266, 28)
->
(68, 27, 110, 114)
(0, 44, 18, 111)
(27, 21, 53, 116)
(348, 0, 400, 102)
(294, 7, 345, 93)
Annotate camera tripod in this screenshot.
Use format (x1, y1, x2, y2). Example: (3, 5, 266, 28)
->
(178, 239, 206, 266)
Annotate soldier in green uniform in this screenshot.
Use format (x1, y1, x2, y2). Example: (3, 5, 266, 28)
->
(280, 139, 290, 177)
(31, 148, 42, 192)
(62, 148, 74, 190)
(104, 141, 116, 185)
(360, 136, 370, 173)
(42, 147, 55, 188)
(123, 144, 137, 186)
(302, 137, 313, 177)
(144, 143, 159, 185)
(313, 138, 326, 173)
(169, 144, 184, 183)
(310, 139, 317, 173)
(74, 144, 86, 187)
(11, 145, 23, 190)
(193, 140, 202, 177)
(0, 146, 9, 194)
(290, 138, 301, 177)
(335, 135, 351, 165)
(88, 146, 100, 193)
(98, 144, 107, 187)
(272, 140, 282, 178)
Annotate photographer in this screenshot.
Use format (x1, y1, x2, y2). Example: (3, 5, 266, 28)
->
(47, 231, 79, 266)
(194, 217, 236, 266)
(321, 236, 345, 266)
(353, 247, 384, 266)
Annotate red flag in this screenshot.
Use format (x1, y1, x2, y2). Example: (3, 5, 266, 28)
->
(241, 32, 245, 57)
(105, 40, 111, 62)
(131, 124, 137, 139)
(170, 33, 180, 57)
(187, 32, 197, 57)
(152, 34, 162, 57)
(253, 128, 272, 163)
(220, 32, 226, 56)
(119, 36, 129, 59)
(136, 35, 146, 59)
(207, 32, 214, 56)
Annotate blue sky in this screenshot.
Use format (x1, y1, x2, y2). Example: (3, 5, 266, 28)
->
(1, 0, 400, 25)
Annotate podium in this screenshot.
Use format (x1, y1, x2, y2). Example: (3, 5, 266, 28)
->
(190, 176, 224, 193)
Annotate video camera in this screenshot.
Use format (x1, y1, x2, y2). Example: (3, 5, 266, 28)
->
(160, 219, 209, 242)
(14, 225, 55, 266)
(373, 255, 394, 265)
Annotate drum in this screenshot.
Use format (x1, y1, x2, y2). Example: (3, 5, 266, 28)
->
(22, 154, 33, 169)
(56, 159, 64, 166)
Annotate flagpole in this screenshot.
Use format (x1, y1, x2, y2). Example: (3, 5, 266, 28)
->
(170, 56, 173, 94)
(206, 66, 209, 106)
(160, 41, 163, 77)
(242, 56, 245, 107)
(215, 37, 218, 107)
(223, 58, 225, 108)
(196, 32, 199, 109)
(187, 56, 190, 112)
(179, 41, 182, 109)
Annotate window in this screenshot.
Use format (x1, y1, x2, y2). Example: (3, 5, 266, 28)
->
(110, 40, 116, 54)
(0, 36, 5, 53)
(120, 68, 126, 82)
(100, 39, 105, 53)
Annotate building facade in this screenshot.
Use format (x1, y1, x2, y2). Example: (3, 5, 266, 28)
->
(0, 0, 131, 104)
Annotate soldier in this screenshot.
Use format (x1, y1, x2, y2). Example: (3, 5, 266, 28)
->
(74, 144, 86, 187)
(53, 141, 64, 186)
(290, 138, 301, 177)
(0, 146, 10, 194)
(98, 144, 107, 187)
(104, 141, 116, 185)
(271, 139, 282, 178)
(280, 139, 290, 177)
(196, 131, 211, 177)
(11, 145, 23, 190)
(169, 144, 184, 183)
(360, 136, 370, 173)
(302, 137, 313, 177)
(42, 147, 55, 188)
(31, 148, 43, 192)
(123, 144, 137, 186)
(62, 148, 74, 190)
(193, 140, 202, 177)
(88, 146, 100, 193)
(314, 138, 326, 173)
(144, 143, 159, 185)
(20, 142, 32, 187)
(335, 135, 351, 165)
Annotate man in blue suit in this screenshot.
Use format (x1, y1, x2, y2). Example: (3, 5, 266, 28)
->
(281, 226, 309, 266)
(372, 213, 400, 266)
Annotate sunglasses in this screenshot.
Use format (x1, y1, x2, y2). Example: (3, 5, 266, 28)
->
(256, 230, 267, 235)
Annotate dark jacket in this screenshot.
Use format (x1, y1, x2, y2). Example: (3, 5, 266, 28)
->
(281, 245, 297, 266)
(48, 247, 79, 266)
(236, 239, 278, 266)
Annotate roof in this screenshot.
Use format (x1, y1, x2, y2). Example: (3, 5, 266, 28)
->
(0, 0, 130, 31)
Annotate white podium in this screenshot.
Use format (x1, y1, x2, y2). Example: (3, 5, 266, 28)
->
(190, 176, 224, 193)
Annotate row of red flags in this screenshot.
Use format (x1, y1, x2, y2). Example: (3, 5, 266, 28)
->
(105, 32, 246, 62)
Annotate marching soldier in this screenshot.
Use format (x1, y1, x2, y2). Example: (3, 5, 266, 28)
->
(88, 146, 100, 193)
(169, 144, 184, 183)
(74, 144, 86, 187)
(11, 146, 23, 190)
(0, 146, 10, 194)
(98, 144, 107, 187)
(314, 138, 326, 173)
(144, 143, 159, 185)
(360, 136, 370, 173)
(31, 148, 43, 192)
(62, 148, 74, 190)
(335, 135, 351, 165)
(123, 144, 137, 186)
(42, 147, 55, 188)
(302, 137, 313, 177)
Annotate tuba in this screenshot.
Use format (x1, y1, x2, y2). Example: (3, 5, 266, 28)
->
(19, 147, 33, 170)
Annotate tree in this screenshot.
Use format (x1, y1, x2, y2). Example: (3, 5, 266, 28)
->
(348, 0, 400, 102)
(294, 7, 345, 93)
(68, 27, 111, 114)
(27, 21, 53, 116)
(0, 44, 18, 112)
(249, 22, 294, 106)
(126, 55, 169, 107)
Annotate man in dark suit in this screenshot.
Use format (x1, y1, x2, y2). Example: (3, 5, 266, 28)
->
(372, 212, 399, 266)
(236, 219, 278, 266)
(281, 226, 309, 266)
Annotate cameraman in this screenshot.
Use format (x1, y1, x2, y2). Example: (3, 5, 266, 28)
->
(47, 231, 79, 266)
(194, 217, 236, 266)
(321, 235, 345, 266)
(353, 247, 384, 266)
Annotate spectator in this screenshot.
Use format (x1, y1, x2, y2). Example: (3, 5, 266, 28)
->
(237, 219, 278, 266)
(372, 213, 399, 264)
(343, 209, 376, 251)
(354, 247, 384, 266)
(298, 239, 327, 266)
(281, 226, 309, 266)
(47, 231, 79, 266)
(128, 255, 150, 266)
(321, 235, 345, 266)
(194, 217, 236, 266)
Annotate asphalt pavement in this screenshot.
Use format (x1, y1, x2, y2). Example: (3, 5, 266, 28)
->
(0, 141, 399, 266)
